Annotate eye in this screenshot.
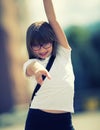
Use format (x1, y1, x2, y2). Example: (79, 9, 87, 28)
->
(43, 43, 52, 48)
(32, 45, 40, 51)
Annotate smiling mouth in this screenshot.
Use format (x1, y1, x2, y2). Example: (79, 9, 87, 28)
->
(39, 52, 48, 57)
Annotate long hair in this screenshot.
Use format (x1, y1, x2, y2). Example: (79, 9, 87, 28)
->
(26, 21, 58, 59)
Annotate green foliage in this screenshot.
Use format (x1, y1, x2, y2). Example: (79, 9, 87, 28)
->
(64, 22, 100, 111)
(65, 22, 100, 87)
(65, 25, 90, 46)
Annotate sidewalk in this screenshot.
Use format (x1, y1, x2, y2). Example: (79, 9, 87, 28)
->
(73, 111, 100, 130)
(0, 111, 100, 130)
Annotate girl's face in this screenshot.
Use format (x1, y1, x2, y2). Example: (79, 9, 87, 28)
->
(31, 42, 53, 59)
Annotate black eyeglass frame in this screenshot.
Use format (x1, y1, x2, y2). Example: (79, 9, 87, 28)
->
(31, 42, 52, 51)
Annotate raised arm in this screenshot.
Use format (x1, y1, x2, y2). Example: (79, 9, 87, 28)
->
(43, 0, 71, 49)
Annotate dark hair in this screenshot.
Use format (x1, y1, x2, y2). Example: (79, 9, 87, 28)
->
(26, 21, 58, 59)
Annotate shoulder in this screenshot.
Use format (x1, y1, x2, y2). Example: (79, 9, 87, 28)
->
(57, 44, 72, 56)
(55, 44, 72, 61)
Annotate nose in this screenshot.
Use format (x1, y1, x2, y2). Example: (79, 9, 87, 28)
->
(39, 47, 46, 52)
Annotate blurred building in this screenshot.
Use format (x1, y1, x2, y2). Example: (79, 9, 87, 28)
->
(0, 0, 30, 113)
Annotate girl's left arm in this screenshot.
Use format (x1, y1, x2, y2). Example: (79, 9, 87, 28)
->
(43, 0, 71, 50)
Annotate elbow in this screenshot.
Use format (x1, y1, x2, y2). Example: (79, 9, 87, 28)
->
(48, 18, 59, 26)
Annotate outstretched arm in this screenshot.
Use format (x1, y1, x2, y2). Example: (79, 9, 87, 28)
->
(43, 0, 71, 49)
(24, 61, 51, 85)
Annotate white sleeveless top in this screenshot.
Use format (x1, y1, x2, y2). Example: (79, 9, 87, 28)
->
(23, 45, 75, 113)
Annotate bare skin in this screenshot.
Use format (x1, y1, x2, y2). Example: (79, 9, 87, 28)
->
(31, 42, 53, 59)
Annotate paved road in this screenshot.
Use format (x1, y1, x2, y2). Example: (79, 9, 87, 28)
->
(0, 111, 100, 130)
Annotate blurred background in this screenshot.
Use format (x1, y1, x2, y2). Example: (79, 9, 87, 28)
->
(0, 0, 100, 130)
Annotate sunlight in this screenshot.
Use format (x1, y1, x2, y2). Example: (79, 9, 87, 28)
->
(26, 0, 100, 28)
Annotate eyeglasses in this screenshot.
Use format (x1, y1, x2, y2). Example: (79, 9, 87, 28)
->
(31, 43, 52, 51)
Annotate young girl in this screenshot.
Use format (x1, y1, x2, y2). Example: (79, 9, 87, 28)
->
(24, 0, 75, 130)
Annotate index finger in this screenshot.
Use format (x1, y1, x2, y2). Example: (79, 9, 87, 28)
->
(42, 70, 51, 79)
